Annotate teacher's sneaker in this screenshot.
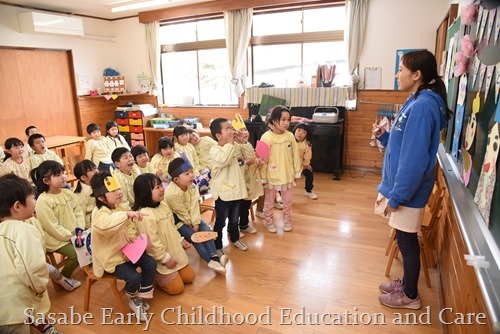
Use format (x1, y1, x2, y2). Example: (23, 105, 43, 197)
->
(216, 249, 229, 267)
(379, 290, 421, 310)
(208, 260, 227, 274)
(240, 226, 257, 234)
(379, 279, 403, 294)
(231, 240, 248, 251)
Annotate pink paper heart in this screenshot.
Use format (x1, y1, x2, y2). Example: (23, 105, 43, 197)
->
(121, 234, 147, 264)
(256, 140, 270, 159)
(104, 94, 112, 100)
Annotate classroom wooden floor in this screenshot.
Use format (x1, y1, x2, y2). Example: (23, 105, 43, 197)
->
(47, 172, 444, 334)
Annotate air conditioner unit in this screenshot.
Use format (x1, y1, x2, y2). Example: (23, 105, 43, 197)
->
(19, 12, 84, 36)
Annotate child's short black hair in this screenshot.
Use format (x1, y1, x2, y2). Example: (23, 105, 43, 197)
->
(266, 105, 290, 128)
(73, 159, 97, 193)
(106, 120, 119, 133)
(30, 160, 66, 194)
(131, 173, 162, 211)
(86, 123, 100, 135)
(0, 174, 34, 220)
(131, 145, 149, 161)
(210, 118, 228, 140)
(91, 171, 111, 209)
(25, 125, 38, 136)
(111, 147, 131, 164)
(173, 125, 189, 139)
(157, 137, 174, 153)
(292, 122, 313, 145)
(28, 133, 45, 148)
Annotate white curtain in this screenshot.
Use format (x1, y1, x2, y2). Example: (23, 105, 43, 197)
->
(345, 0, 368, 88)
(145, 21, 162, 104)
(224, 8, 253, 97)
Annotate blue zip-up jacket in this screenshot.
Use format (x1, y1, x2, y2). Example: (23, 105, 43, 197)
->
(377, 90, 447, 209)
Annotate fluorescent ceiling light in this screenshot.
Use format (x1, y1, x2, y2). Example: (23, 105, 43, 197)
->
(111, 0, 174, 13)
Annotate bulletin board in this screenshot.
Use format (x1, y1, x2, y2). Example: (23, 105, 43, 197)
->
(103, 76, 126, 93)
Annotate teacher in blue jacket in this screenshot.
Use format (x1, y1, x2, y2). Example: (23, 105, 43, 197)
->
(374, 50, 451, 310)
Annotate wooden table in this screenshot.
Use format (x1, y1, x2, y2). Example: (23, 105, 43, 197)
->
(143, 127, 211, 154)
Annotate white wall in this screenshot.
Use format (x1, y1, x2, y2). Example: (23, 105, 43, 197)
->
(0, 1, 457, 93)
(359, 0, 454, 89)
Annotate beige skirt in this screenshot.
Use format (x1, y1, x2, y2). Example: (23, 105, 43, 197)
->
(375, 193, 425, 233)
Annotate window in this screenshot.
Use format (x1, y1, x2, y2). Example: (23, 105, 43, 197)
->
(159, 4, 346, 106)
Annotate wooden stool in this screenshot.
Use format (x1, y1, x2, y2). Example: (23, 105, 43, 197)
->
(82, 265, 125, 311)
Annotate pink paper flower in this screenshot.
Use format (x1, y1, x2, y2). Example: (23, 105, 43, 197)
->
(461, 34, 475, 58)
(461, 3, 477, 25)
(453, 51, 468, 76)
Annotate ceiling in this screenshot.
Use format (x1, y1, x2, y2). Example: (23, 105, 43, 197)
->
(0, 0, 214, 20)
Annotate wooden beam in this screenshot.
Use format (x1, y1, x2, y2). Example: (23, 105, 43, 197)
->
(139, 0, 340, 23)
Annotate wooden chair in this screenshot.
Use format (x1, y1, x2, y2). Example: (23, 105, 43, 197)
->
(199, 194, 216, 225)
(46, 252, 68, 270)
(384, 185, 445, 288)
(63, 154, 83, 189)
(82, 265, 125, 311)
(249, 198, 259, 221)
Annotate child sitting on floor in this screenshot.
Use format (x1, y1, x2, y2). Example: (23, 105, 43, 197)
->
(131, 145, 154, 174)
(150, 136, 179, 184)
(28, 133, 63, 170)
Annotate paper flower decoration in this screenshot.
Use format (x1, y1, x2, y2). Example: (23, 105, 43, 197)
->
(461, 34, 475, 58)
(460, 3, 477, 25)
(454, 51, 468, 77)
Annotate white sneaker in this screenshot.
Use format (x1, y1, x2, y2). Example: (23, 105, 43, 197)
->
(208, 260, 226, 274)
(284, 224, 293, 232)
(231, 240, 248, 251)
(266, 224, 277, 233)
(216, 250, 229, 267)
(128, 297, 148, 322)
(239, 231, 245, 238)
(255, 210, 265, 218)
(274, 201, 284, 210)
(240, 226, 257, 234)
(56, 277, 81, 291)
(305, 191, 318, 200)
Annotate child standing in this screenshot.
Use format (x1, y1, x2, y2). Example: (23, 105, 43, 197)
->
(0, 174, 59, 334)
(112, 147, 142, 208)
(105, 120, 131, 150)
(28, 133, 64, 170)
(31, 160, 84, 285)
(90, 171, 156, 320)
(131, 145, 154, 174)
(209, 118, 248, 253)
(234, 127, 262, 235)
(1, 137, 30, 181)
(150, 136, 179, 183)
(73, 160, 98, 229)
(133, 173, 196, 294)
(188, 128, 216, 172)
(173, 125, 200, 175)
(293, 123, 318, 200)
(165, 157, 227, 274)
(85, 123, 114, 171)
(260, 106, 301, 233)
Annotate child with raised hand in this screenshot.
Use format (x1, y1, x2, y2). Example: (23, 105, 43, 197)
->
(132, 173, 196, 294)
(173, 125, 200, 175)
(209, 118, 248, 254)
(150, 136, 179, 183)
(234, 126, 262, 236)
(0, 138, 31, 181)
(261, 105, 301, 233)
(187, 128, 216, 172)
(28, 133, 64, 170)
(165, 157, 227, 274)
(91, 171, 156, 321)
(84, 123, 114, 171)
(131, 145, 154, 174)
(73, 159, 98, 229)
(293, 122, 318, 200)
(31, 160, 84, 287)
(112, 147, 142, 208)
(105, 120, 131, 150)
(0, 174, 63, 334)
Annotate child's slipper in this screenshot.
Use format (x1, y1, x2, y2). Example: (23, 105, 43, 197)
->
(191, 231, 218, 243)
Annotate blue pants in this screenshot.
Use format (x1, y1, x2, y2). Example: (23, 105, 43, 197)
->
(114, 253, 157, 297)
(178, 221, 217, 263)
(214, 198, 240, 249)
(98, 162, 115, 172)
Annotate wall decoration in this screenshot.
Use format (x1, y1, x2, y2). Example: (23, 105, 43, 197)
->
(465, 112, 477, 150)
(452, 74, 468, 160)
(496, 62, 500, 103)
(474, 123, 499, 225)
(484, 65, 495, 102)
(486, 8, 496, 45)
(478, 8, 489, 42)
(495, 7, 500, 45)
